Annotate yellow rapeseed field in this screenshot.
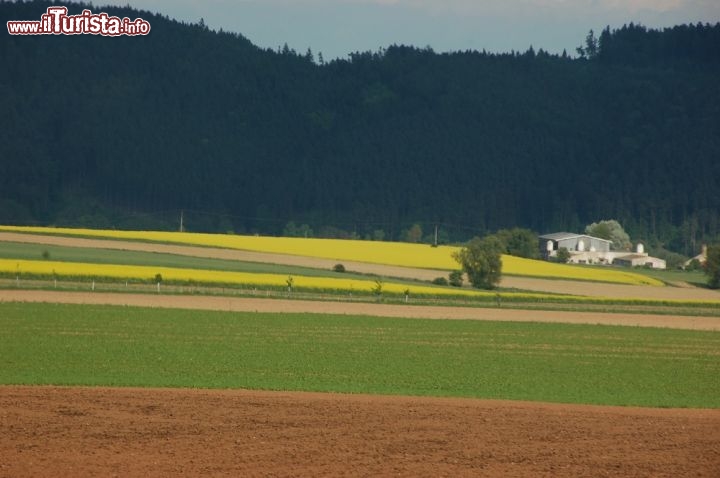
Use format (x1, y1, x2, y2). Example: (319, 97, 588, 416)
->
(0, 258, 557, 300)
(3, 258, 717, 307)
(500, 255, 662, 286)
(0, 225, 664, 286)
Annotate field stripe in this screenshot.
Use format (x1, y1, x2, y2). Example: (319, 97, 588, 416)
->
(1, 290, 717, 331)
(0, 231, 446, 280)
(4, 231, 720, 301)
(0, 228, 666, 286)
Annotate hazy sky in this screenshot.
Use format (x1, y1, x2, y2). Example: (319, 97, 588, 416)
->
(88, 0, 719, 58)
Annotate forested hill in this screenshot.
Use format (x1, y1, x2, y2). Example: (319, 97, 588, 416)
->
(2, 1, 719, 252)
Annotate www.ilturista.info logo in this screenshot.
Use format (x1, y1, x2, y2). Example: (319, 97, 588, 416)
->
(7, 6, 151, 36)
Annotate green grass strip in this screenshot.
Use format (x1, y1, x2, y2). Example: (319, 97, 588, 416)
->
(0, 241, 368, 279)
(1, 302, 719, 408)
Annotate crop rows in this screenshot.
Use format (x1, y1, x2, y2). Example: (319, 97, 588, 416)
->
(1, 302, 718, 407)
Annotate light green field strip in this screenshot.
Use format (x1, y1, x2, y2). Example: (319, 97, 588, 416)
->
(0, 225, 665, 286)
(1, 303, 718, 408)
(0, 257, 577, 300)
(0, 241, 374, 281)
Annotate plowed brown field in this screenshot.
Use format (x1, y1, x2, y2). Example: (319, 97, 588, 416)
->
(1, 386, 719, 478)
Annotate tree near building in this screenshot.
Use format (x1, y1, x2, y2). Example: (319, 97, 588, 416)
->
(556, 247, 571, 263)
(585, 219, 632, 251)
(706, 244, 720, 289)
(495, 228, 539, 259)
(452, 236, 503, 290)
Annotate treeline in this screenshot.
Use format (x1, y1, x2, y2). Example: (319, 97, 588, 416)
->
(1, 1, 719, 257)
(594, 23, 720, 65)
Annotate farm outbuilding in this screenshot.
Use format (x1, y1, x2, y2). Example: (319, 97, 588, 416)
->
(539, 232, 612, 257)
(613, 254, 667, 269)
(684, 245, 708, 269)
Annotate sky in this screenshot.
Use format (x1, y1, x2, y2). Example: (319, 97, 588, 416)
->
(86, 0, 719, 59)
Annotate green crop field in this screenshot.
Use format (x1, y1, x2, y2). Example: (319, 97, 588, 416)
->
(0, 241, 373, 280)
(631, 267, 709, 288)
(1, 302, 718, 408)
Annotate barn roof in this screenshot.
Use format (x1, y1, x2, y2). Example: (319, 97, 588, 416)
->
(614, 254, 647, 261)
(539, 232, 612, 243)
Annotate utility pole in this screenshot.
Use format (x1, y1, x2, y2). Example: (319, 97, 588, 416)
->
(434, 225, 438, 247)
(180, 210, 184, 233)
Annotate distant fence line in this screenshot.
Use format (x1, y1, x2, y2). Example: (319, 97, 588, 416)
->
(0, 277, 481, 306)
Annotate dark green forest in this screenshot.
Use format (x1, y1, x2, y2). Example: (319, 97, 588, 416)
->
(1, 1, 719, 256)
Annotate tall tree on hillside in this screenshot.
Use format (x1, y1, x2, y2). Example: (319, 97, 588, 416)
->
(577, 29, 599, 59)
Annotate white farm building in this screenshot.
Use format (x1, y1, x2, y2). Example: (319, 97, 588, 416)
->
(540, 232, 612, 255)
(539, 232, 666, 269)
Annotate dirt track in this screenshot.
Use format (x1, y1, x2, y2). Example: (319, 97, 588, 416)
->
(1, 386, 718, 477)
(3, 231, 720, 301)
(2, 289, 718, 330)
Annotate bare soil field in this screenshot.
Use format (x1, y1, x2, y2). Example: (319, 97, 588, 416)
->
(1, 386, 718, 478)
(1, 289, 718, 330)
